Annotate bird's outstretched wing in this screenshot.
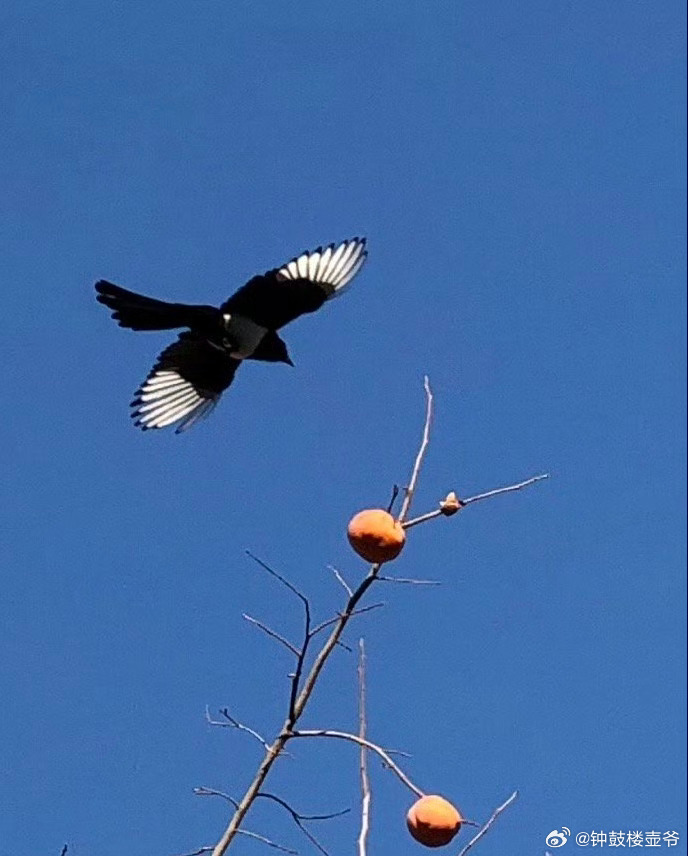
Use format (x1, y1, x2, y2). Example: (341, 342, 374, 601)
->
(130, 332, 240, 433)
(221, 237, 367, 329)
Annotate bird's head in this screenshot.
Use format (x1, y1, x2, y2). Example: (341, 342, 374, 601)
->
(269, 336, 294, 366)
(253, 330, 294, 366)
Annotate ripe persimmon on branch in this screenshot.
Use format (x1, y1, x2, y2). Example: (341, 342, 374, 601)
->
(189, 377, 547, 856)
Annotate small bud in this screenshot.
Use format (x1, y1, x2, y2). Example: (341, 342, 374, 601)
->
(439, 491, 462, 516)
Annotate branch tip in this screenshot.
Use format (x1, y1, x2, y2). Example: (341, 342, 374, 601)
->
(456, 790, 519, 856)
(397, 376, 434, 524)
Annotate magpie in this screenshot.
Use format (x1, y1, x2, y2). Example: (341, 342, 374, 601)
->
(95, 238, 367, 433)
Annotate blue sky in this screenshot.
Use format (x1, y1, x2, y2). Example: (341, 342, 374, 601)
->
(1, 2, 685, 854)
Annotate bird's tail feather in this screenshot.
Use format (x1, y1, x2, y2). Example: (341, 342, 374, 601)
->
(95, 281, 217, 331)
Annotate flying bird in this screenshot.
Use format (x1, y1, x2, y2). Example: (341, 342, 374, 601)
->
(95, 237, 367, 433)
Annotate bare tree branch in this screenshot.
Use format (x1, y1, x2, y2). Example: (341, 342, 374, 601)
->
(288, 729, 424, 799)
(357, 639, 371, 856)
(378, 575, 441, 586)
(257, 793, 349, 856)
(196, 784, 348, 856)
(245, 550, 310, 606)
(204, 707, 273, 753)
(194, 786, 239, 808)
(329, 565, 353, 598)
(455, 790, 519, 856)
(60, 847, 68, 856)
(397, 377, 434, 524)
(386, 484, 400, 514)
(193, 789, 303, 852)
(235, 830, 297, 854)
(310, 603, 385, 636)
(180, 827, 296, 855)
(379, 748, 412, 759)
(242, 613, 300, 656)
(462, 475, 549, 506)
(174, 848, 213, 856)
(401, 509, 450, 529)
(402, 473, 549, 529)
(244, 551, 319, 731)
(256, 793, 350, 822)
(288, 600, 311, 728)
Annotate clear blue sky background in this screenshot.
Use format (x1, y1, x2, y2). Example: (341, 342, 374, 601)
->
(1, 2, 685, 854)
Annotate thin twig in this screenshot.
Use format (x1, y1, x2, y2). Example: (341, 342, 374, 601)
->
(236, 830, 297, 854)
(205, 707, 272, 753)
(358, 639, 371, 856)
(402, 473, 550, 529)
(174, 848, 212, 856)
(401, 510, 446, 530)
(380, 748, 412, 759)
(194, 786, 239, 808)
(257, 793, 349, 856)
(179, 830, 296, 855)
(310, 603, 385, 636)
(378, 575, 441, 585)
(288, 600, 311, 728)
(60, 848, 68, 856)
(462, 474, 550, 505)
(257, 792, 350, 821)
(455, 790, 519, 856)
(329, 565, 353, 598)
(386, 484, 400, 514)
(242, 614, 300, 656)
(245, 550, 309, 605)
(397, 377, 434, 524)
(288, 729, 424, 799)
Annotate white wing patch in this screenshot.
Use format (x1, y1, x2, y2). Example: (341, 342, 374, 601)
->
(277, 237, 367, 296)
(131, 370, 218, 433)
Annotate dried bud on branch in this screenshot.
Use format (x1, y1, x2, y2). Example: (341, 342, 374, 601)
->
(439, 491, 463, 516)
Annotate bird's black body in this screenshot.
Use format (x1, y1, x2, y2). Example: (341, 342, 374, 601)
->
(95, 237, 367, 432)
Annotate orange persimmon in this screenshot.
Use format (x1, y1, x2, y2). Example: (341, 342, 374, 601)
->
(406, 795, 463, 848)
(346, 509, 406, 564)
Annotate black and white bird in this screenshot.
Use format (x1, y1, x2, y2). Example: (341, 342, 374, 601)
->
(95, 237, 367, 433)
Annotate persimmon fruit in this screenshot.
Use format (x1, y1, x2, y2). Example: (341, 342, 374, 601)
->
(406, 795, 462, 847)
(346, 509, 406, 564)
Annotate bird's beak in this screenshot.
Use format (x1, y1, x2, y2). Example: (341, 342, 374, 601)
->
(285, 356, 295, 367)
